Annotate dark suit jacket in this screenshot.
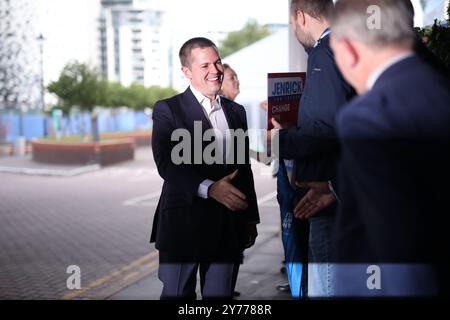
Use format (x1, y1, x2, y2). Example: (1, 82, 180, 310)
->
(335, 55, 450, 292)
(150, 88, 259, 262)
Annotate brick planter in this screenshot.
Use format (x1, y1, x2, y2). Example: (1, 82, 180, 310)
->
(100, 131, 152, 147)
(32, 139, 135, 166)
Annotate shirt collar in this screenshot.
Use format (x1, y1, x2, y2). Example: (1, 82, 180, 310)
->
(313, 27, 331, 48)
(366, 52, 415, 90)
(189, 85, 221, 111)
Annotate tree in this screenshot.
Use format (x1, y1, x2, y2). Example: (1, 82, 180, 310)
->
(122, 83, 152, 110)
(142, 86, 177, 110)
(104, 82, 177, 111)
(417, 2, 450, 71)
(47, 62, 106, 142)
(104, 82, 127, 108)
(48, 62, 178, 142)
(219, 19, 271, 58)
(426, 20, 450, 70)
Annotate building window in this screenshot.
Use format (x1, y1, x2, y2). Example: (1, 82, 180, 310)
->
(129, 18, 143, 23)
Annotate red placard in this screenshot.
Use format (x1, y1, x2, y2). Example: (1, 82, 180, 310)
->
(267, 72, 306, 130)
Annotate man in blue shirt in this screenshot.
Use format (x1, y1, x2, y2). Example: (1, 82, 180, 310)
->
(271, 0, 354, 297)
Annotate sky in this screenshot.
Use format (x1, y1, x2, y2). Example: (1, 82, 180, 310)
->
(149, 0, 289, 32)
(33, 0, 289, 85)
(32, 0, 449, 87)
(34, 0, 102, 85)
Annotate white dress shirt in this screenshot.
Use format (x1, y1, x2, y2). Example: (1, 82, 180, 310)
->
(190, 85, 230, 199)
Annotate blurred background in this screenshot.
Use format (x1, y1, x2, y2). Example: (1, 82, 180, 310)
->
(1, 0, 448, 153)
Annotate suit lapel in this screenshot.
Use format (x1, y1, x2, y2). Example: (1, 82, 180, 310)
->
(221, 98, 239, 131)
(181, 88, 242, 132)
(181, 88, 212, 131)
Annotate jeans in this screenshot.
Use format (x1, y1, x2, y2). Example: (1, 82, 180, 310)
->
(307, 214, 335, 298)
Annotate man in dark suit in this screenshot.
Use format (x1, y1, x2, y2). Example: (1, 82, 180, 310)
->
(295, 0, 450, 296)
(150, 38, 259, 299)
(271, 0, 354, 297)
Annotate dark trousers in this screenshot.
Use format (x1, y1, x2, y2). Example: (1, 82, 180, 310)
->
(158, 261, 235, 300)
(231, 253, 244, 292)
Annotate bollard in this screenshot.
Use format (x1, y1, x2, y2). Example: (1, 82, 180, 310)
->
(15, 136, 26, 156)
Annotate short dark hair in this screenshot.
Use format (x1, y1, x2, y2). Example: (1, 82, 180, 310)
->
(290, 0, 333, 20)
(179, 37, 219, 67)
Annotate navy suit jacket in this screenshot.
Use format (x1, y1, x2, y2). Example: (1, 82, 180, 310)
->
(335, 55, 450, 293)
(279, 34, 354, 216)
(150, 88, 259, 262)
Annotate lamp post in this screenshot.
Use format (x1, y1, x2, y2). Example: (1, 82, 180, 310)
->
(36, 33, 45, 111)
(36, 33, 48, 139)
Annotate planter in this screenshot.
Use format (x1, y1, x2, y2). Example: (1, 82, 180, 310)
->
(100, 131, 152, 147)
(32, 139, 135, 166)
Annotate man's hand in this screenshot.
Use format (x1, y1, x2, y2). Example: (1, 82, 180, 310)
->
(208, 170, 248, 211)
(294, 181, 336, 219)
(271, 117, 283, 129)
(244, 224, 258, 249)
(265, 118, 283, 154)
(259, 100, 268, 111)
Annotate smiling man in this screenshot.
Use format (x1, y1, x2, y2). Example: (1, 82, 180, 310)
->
(150, 37, 259, 299)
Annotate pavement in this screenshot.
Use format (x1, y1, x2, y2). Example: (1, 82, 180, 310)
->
(0, 154, 100, 177)
(0, 148, 292, 300)
(108, 225, 291, 300)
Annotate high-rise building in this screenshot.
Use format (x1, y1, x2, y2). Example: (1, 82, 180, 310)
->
(99, 0, 171, 87)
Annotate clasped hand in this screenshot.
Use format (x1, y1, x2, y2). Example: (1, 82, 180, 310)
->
(208, 170, 248, 211)
(294, 181, 336, 219)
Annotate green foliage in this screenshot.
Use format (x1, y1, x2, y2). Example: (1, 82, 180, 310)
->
(47, 61, 177, 142)
(47, 62, 106, 113)
(427, 22, 450, 69)
(417, 4, 450, 70)
(448, 1, 450, 19)
(151, 86, 179, 106)
(105, 82, 177, 110)
(219, 19, 271, 58)
(48, 61, 178, 112)
(47, 104, 71, 117)
(104, 82, 127, 108)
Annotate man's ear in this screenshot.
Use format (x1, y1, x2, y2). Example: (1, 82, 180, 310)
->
(296, 10, 306, 26)
(342, 38, 359, 69)
(182, 66, 192, 79)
